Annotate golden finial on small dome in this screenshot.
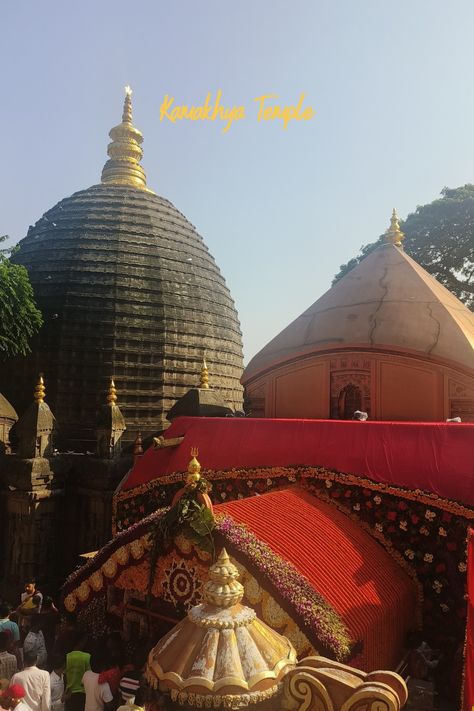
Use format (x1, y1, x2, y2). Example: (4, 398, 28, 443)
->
(101, 86, 151, 191)
(34, 374, 45, 403)
(186, 446, 201, 485)
(203, 548, 244, 608)
(200, 358, 209, 389)
(385, 208, 405, 247)
(133, 431, 143, 463)
(107, 378, 117, 405)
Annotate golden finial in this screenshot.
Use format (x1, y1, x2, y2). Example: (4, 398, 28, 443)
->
(385, 208, 405, 247)
(200, 358, 210, 389)
(186, 446, 201, 485)
(101, 86, 150, 191)
(107, 378, 117, 405)
(34, 374, 45, 403)
(133, 431, 143, 463)
(203, 548, 244, 608)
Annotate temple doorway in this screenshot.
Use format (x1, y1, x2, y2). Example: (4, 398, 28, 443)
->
(338, 383, 362, 419)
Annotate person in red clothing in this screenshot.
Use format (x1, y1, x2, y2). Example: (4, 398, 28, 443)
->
(1, 683, 31, 711)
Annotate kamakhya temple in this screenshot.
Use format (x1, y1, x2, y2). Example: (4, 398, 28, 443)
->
(0, 90, 474, 710)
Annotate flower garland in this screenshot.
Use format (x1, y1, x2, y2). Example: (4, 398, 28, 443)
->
(215, 515, 352, 661)
(113, 464, 473, 534)
(301, 473, 471, 651)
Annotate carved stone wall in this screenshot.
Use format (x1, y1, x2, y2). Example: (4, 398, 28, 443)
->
(0, 452, 129, 600)
(243, 349, 474, 422)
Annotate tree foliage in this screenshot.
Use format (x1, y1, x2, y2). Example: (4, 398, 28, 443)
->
(333, 185, 474, 310)
(0, 235, 43, 358)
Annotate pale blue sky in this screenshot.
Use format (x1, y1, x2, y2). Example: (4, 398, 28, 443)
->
(2, 1, 474, 361)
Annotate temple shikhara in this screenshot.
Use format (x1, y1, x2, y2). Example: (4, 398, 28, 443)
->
(0, 89, 473, 711)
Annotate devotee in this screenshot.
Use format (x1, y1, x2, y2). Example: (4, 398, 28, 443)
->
(16, 583, 42, 636)
(0, 684, 31, 711)
(0, 634, 17, 681)
(50, 656, 66, 711)
(65, 635, 90, 711)
(53, 614, 77, 659)
(0, 680, 9, 711)
(38, 598, 60, 668)
(82, 652, 113, 711)
(352, 410, 368, 421)
(23, 619, 47, 670)
(11, 650, 50, 711)
(0, 606, 20, 663)
(115, 686, 145, 711)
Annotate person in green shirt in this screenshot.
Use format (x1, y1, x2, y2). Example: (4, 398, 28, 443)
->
(65, 635, 90, 711)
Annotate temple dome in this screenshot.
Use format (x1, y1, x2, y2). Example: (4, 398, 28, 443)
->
(244, 242, 474, 382)
(1, 91, 243, 450)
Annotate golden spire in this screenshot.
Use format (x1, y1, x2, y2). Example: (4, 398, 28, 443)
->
(199, 358, 209, 389)
(203, 548, 244, 608)
(385, 208, 405, 247)
(133, 431, 143, 464)
(101, 86, 150, 191)
(186, 447, 201, 485)
(107, 378, 117, 404)
(34, 374, 45, 403)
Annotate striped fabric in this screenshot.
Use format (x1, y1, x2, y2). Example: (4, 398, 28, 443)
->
(119, 675, 140, 700)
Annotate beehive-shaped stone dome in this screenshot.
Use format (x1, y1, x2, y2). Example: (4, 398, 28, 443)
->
(1, 90, 243, 450)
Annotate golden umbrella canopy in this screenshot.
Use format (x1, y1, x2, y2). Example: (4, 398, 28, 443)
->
(146, 548, 297, 708)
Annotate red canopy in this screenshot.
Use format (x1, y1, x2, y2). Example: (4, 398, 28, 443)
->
(121, 417, 474, 506)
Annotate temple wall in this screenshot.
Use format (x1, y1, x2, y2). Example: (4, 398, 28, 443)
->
(245, 349, 474, 422)
(0, 454, 128, 601)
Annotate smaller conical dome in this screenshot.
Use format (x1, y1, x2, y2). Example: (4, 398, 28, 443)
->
(244, 240, 474, 382)
(145, 548, 296, 708)
(0, 393, 18, 422)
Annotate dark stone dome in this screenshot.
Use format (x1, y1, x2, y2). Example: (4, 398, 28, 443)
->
(3, 183, 244, 450)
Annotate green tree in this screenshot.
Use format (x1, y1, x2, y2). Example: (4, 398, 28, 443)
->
(0, 235, 43, 358)
(333, 185, 474, 310)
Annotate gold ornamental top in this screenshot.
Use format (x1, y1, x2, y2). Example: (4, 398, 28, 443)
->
(107, 378, 117, 404)
(145, 547, 296, 708)
(385, 208, 405, 247)
(199, 358, 210, 389)
(101, 86, 151, 191)
(186, 447, 201, 485)
(202, 548, 244, 608)
(34, 375, 45, 403)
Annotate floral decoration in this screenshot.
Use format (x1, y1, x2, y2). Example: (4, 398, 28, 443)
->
(215, 515, 352, 661)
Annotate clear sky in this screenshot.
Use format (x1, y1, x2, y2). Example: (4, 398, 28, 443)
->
(2, 1, 474, 362)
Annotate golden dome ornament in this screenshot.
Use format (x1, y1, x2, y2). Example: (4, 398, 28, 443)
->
(385, 208, 405, 247)
(101, 85, 152, 191)
(187, 446, 201, 485)
(145, 548, 297, 708)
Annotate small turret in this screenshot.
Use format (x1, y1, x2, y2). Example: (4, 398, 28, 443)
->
(0, 393, 18, 454)
(15, 375, 55, 458)
(167, 356, 234, 420)
(96, 379, 126, 459)
(132, 430, 143, 465)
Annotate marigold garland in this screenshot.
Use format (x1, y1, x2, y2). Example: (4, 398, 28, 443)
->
(113, 464, 474, 534)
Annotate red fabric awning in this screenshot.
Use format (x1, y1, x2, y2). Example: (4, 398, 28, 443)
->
(121, 417, 474, 506)
(216, 487, 418, 671)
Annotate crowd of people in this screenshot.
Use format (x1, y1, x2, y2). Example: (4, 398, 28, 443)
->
(0, 581, 153, 711)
